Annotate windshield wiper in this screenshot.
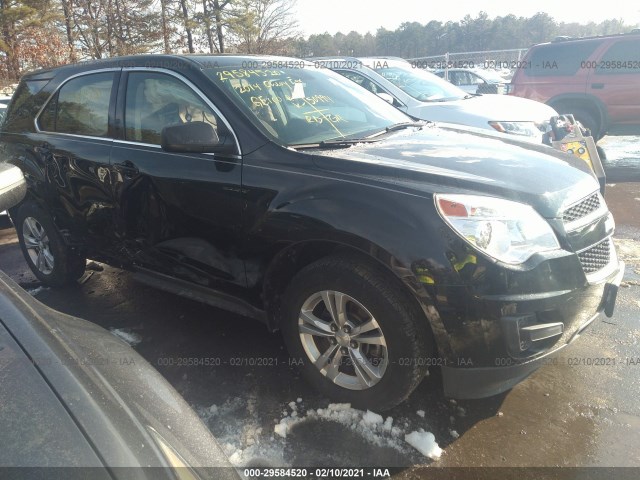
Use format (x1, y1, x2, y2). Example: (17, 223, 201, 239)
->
(385, 121, 427, 132)
(291, 138, 378, 150)
(290, 122, 427, 150)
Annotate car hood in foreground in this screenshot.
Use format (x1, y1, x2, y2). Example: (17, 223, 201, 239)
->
(0, 271, 238, 478)
(311, 126, 599, 218)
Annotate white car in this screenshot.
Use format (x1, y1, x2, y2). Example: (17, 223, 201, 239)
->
(323, 57, 557, 144)
(434, 68, 509, 95)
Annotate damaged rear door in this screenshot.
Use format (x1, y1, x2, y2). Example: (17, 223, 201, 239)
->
(109, 68, 245, 290)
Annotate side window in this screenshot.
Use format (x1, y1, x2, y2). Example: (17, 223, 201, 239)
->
(448, 72, 462, 85)
(337, 70, 380, 94)
(596, 40, 640, 74)
(125, 72, 219, 145)
(526, 40, 604, 77)
(468, 73, 484, 85)
(2, 79, 51, 133)
(38, 72, 114, 137)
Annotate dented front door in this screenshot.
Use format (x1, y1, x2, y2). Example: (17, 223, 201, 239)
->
(110, 69, 245, 289)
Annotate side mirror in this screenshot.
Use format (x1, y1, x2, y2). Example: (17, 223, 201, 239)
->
(161, 121, 235, 154)
(377, 92, 395, 105)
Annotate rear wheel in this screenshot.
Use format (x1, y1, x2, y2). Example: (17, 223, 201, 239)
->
(15, 202, 86, 286)
(281, 255, 431, 411)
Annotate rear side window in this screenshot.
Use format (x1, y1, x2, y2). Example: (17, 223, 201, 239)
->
(596, 40, 640, 74)
(524, 40, 604, 77)
(1, 79, 51, 132)
(38, 72, 115, 137)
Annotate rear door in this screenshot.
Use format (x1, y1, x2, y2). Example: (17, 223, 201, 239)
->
(109, 69, 245, 289)
(34, 70, 120, 254)
(588, 38, 640, 133)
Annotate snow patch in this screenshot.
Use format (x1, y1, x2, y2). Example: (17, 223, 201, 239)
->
(199, 398, 442, 466)
(416, 410, 425, 418)
(405, 430, 443, 460)
(197, 397, 286, 467)
(361, 410, 384, 426)
(27, 286, 49, 296)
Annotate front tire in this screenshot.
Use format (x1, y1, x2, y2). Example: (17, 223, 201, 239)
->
(281, 255, 432, 411)
(570, 107, 601, 140)
(15, 202, 86, 286)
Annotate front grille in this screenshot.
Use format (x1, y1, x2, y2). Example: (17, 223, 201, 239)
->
(563, 193, 601, 224)
(578, 238, 611, 274)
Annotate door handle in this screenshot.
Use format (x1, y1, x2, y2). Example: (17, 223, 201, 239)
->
(591, 83, 604, 89)
(114, 161, 139, 176)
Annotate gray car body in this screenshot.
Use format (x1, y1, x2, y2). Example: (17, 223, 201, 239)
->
(0, 269, 238, 478)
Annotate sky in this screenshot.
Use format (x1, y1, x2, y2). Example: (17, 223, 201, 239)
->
(294, 0, 640, 36)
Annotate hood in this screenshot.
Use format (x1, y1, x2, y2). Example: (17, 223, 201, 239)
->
(311, 126, 599, 218)
(0, 271, 238, 477)
(409, 94, 557, 134)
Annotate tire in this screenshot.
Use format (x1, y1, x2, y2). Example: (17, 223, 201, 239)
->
(15, 202, 86, 287)
(281, 255, 432, 411)
(570, 108, 601, 141)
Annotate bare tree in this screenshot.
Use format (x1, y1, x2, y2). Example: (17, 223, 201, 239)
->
(228, 0, 299, 54)
(178, 0, 194, 52)
(70, 0, 161, 58)
(198, 0, 231, 53)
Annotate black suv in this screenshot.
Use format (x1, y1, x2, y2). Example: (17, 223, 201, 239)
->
(0, 55, 624, 410)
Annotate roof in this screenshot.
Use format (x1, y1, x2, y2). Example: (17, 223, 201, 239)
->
(22, 53, 308, 80)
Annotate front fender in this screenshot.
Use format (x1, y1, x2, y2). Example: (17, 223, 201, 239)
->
(250, 183, 461, 359)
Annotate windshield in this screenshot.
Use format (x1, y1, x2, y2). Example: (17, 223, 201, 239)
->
(373, 64, 467, 102)
(206, 65, 410, 146)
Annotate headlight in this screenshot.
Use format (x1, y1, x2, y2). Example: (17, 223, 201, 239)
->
(435, 194, 560, 264)
(488, 121, 541, 137)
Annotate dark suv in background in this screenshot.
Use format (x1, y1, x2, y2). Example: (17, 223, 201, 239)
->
(0, 55, 624, 410)
(510, 31, 640, 140)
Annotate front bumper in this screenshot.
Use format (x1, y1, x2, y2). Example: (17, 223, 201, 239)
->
(441, 261, 625, 399)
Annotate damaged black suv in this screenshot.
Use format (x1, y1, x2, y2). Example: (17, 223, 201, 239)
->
(0, 55, 624, 410)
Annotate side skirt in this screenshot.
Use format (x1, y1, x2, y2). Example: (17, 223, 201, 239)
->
(132, 267, 267, 323)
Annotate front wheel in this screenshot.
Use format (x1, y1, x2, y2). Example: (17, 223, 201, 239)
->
(15, 202, 86, 286)
(570, 107, 601, 141)
(281, 255, 432, 411)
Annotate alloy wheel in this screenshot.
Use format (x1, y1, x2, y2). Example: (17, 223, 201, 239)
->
(298, 290, 388, 390)
(22, 216, 55, 275)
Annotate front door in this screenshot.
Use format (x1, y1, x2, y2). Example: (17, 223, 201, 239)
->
(110, 69, 245, 289)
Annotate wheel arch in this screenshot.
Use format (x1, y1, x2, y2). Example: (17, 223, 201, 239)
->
(547, 93, 609, 135)
(261, 238, 447, 359)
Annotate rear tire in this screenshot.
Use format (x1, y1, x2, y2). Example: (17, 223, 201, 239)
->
(15, 202, 86, 287)
(281, 255, 431, 411)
